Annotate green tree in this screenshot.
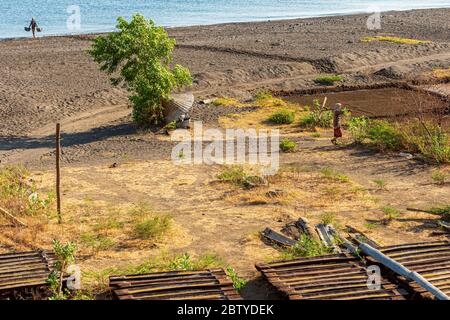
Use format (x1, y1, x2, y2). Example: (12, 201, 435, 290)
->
(90, 14, 192, 125)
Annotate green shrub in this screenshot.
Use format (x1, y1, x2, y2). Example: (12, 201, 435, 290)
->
(299, 99, 333, 129)
(268, 110, 295, 124)
(320, 212, 336, 225)
(133, 215, 172, 240)
(348, 116, 369, 143)
(400, 121, 450, 164)
(90, 14, 192, 126)
(367, 120, 403, 151)
(48, 240, 77, 300)
(0, 165, 54, 216)
(431, 170, 448, 185)
(226, 267, 247, 291)
(314, 75, 344, 85)
(348, 118, 450, 164)
(280, 139, 297, 152)
(284, 234, 332, 258)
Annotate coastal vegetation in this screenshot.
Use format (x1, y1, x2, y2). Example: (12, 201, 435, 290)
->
(314, 75, 344, 85)
(348, 117, 450, 163)
(361, 36, 430, 45)
(299, 99, 334, 129)
(90, 14, 192, 126)
(268, 109, 295, 124)
(279, 138, 297, 152)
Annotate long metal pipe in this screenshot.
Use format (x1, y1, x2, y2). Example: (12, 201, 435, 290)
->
(359, 242, 449, 300)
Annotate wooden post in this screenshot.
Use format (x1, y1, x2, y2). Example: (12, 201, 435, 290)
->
(56, 123, 62, 224)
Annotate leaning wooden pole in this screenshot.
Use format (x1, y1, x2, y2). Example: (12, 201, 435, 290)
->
(56, 123, 62, 224)
(0, 206, 27, 227)
(359, 242, 449, 300)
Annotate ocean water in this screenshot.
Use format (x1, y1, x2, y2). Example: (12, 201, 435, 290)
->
(1, 0, 449, 39)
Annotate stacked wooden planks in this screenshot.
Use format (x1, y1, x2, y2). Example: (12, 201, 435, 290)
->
(109, 268, 242, 300)
(380, 241, 450, 298)
(256, 254, 407, 300)
(0, 250, 56, 298)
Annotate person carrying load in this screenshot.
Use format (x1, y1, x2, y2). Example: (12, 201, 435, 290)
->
(28, 18, 39, 38)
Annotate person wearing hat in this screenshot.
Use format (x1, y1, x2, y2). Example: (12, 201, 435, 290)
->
(331, 103, 343, 145)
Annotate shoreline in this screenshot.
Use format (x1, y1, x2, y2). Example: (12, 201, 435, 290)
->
(1, 7, 450, 42)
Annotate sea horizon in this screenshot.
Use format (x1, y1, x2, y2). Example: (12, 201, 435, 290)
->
(1, 0, 450, 40)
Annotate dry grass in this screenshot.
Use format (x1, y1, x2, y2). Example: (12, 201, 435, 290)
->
(212, 97, 242, 107)
(361, 36, 430, 45)
(432, 67, 450, 80)
(219, 94, 306, 130)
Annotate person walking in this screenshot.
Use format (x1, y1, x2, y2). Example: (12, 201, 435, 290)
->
(331, 103, 343, 145)
(29, 18, 39, 38)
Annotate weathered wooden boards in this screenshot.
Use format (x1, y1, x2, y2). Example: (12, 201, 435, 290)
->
(256, 254, 407, 300)
(0, 250, 56, 299)
(109, 268, 241, 300)
(257, 241, 450, 300)
(379, 241, 450, 299)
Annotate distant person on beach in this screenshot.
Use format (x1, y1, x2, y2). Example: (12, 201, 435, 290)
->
(29, 18, 38, 38)
(331, 103, 343, 145)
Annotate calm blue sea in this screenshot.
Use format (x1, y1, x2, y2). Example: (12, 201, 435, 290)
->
(1, 0, 449, 39)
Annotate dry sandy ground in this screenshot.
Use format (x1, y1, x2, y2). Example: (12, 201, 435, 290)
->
(0, 9, 449, 298)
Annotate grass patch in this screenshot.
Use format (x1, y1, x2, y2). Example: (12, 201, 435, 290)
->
(314, 75, 344, 86)
(372, 179, 387, 190)
(320, 212, 336, 225)
(79, 233, 116, 252)
(254, 91, 288, 108)
(320, 168, 350, 183)
(364, 222, 380, 230)
(212, 97, 241, 107)
(381, 205, 401, 222)
(282, 234, 332, 259)
(217, 165, 265, 189)
(428, 205, 450, 220)
(132, 215, 172, 240)
(279, 138, 297, 152)
(169, 253, 223, 271)
(362, 36, 430, 45)
(268, 110, 295, 124)
(431, 170, 448, 185)
(432, 67, 450, 80)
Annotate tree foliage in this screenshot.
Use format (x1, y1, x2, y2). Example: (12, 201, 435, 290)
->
(90, 14, 192, 125)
